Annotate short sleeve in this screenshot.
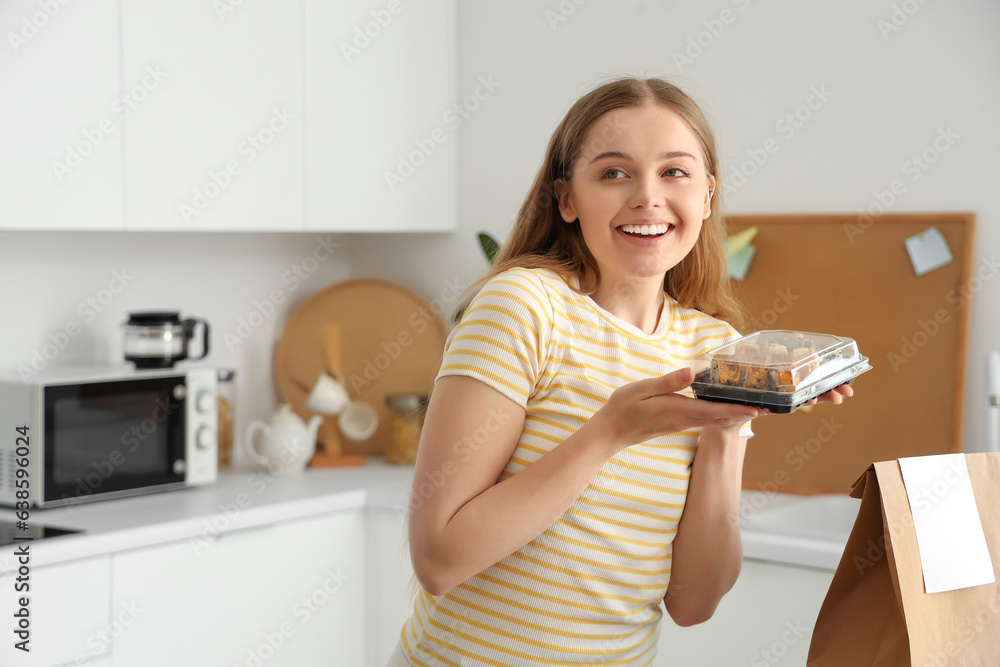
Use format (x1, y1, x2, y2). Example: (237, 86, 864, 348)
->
(436, 268, 554, 408)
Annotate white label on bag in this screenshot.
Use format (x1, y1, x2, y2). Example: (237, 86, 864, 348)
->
(898, 454, 996, 594)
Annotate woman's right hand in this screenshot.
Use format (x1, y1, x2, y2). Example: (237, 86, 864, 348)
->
(591, 367, 762, 451)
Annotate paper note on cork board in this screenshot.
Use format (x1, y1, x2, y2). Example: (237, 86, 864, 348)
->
(898, 454, 996, 594)
(904, 227, 953, 276)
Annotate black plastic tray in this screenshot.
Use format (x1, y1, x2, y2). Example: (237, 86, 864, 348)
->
(692, 357, 872, 413)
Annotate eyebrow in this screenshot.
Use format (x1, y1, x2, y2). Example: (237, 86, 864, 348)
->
(589, 150, 699, 164)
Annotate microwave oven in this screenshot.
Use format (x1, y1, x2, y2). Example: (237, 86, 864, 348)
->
(0, 366, 217, 508)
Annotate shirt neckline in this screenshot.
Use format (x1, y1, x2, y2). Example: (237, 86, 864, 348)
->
(570, 275, 673, 340)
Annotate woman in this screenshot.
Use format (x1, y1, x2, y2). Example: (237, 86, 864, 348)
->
(389, 77, 850, 666)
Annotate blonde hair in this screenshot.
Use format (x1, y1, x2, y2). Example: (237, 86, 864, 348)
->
(468, 77, 744, 329)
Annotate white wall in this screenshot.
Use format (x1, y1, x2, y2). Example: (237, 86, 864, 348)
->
(350, 0, 1000, 454)
(0, 231, 351, 460)
(4, 0, 999, 460)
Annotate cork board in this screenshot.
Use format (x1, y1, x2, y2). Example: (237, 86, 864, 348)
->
(728, 214, 976, 494)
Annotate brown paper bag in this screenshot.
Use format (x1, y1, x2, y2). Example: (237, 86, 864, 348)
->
(808, 454, 1000, 666)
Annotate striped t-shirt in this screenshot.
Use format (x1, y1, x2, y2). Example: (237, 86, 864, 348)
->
(399, 267, 752, 666)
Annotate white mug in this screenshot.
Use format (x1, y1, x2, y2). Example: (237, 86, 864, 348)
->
(306, 370, 351, 416)
(338, 401, 379, 441)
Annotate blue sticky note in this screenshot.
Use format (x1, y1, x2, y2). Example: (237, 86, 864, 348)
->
(728, 244, 756, 281)
(904, 227, 952, 276)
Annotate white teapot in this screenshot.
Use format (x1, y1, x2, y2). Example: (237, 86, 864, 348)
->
(243, 404, 322, 476)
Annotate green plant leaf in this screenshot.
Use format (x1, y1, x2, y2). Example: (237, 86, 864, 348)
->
(478, 232, 501, 264)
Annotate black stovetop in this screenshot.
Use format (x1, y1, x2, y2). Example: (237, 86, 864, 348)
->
(0, 520, 81, 547)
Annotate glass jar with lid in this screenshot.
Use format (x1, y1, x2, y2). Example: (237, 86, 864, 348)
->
(384, 394, 429, 465)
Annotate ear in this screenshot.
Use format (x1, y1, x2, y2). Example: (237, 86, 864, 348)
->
(554, 179, 578, 223)
(703, 174, 717, 220)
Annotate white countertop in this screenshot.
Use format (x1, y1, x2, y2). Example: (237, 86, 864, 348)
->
(0, 458, 414, 574)
(0, 460, 853, 575)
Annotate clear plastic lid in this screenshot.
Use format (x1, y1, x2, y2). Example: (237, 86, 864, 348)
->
(690, 330, 871, 412)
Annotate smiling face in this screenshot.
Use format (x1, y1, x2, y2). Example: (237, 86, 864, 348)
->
(555, 103, 715, 288)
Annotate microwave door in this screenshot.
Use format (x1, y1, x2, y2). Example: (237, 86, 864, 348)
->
(43, 377, 187, 504)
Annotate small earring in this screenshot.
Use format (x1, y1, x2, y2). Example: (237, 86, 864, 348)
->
(708, 188, 714, 197)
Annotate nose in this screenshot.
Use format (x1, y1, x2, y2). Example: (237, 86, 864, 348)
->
(628, 174, 664, 209)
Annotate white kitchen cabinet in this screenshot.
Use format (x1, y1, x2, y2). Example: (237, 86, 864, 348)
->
(655, 559, 835, 666)
(0, 0, 122, 230)
(120, 0, 304, 231)
(365, 508, 416, 666)
(0, 555, 112, 666)
(304, 0, 458, 232)
(111, 511, 366, 666)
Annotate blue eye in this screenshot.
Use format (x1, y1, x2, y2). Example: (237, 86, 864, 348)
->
(601, 168, 627, 180)
(664, 168, 690, 178)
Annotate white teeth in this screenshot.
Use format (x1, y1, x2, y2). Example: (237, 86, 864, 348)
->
(620, 224, 671, 236)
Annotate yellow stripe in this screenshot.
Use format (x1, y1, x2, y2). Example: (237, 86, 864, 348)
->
(493, 561, 652, 604)
(525, 413, 576, 434)
(429, 594, 651, 653)
(512, 551, 669, 591)
(597, 470, 688, 495)
(442, 590, 648, 640)
(456, 581, 628, 625)
(577, 494, 677, 524)
(472, 573, 647, 617)
(438, 363, 528, 400)
(586, 482, 685, 510)
(608, 457, 691, 481)
(423, 613, 656, 666)
(542, 528, 670, 562)
(557, 517, 667, 549)
(566, 507, 678, 536)
(444, 346, 530, 390)
(529, 539, 671, 577)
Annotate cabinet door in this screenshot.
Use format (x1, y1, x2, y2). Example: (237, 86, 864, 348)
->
(121, 0, 303, 231)
(0, 555, 111, 666)
(655, 559, 835, 665)
(0, 0, 122, 230)
(305, 0, 458, 232)
(112, 512, 366, 666)
(365, 509, 415, 666)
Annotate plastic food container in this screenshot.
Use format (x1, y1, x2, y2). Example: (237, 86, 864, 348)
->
(691, 330, 872, 413)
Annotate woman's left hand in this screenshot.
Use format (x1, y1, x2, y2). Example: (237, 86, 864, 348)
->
(804, 383, 854, 406)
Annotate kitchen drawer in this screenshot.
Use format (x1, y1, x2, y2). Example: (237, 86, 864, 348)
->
(0, 554, 112, 667)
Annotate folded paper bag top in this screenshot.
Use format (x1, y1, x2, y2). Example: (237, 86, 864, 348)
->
(807, 454, 1000, 667)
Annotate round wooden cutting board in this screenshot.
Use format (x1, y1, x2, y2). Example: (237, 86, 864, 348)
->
(274, 279, 449, 455)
